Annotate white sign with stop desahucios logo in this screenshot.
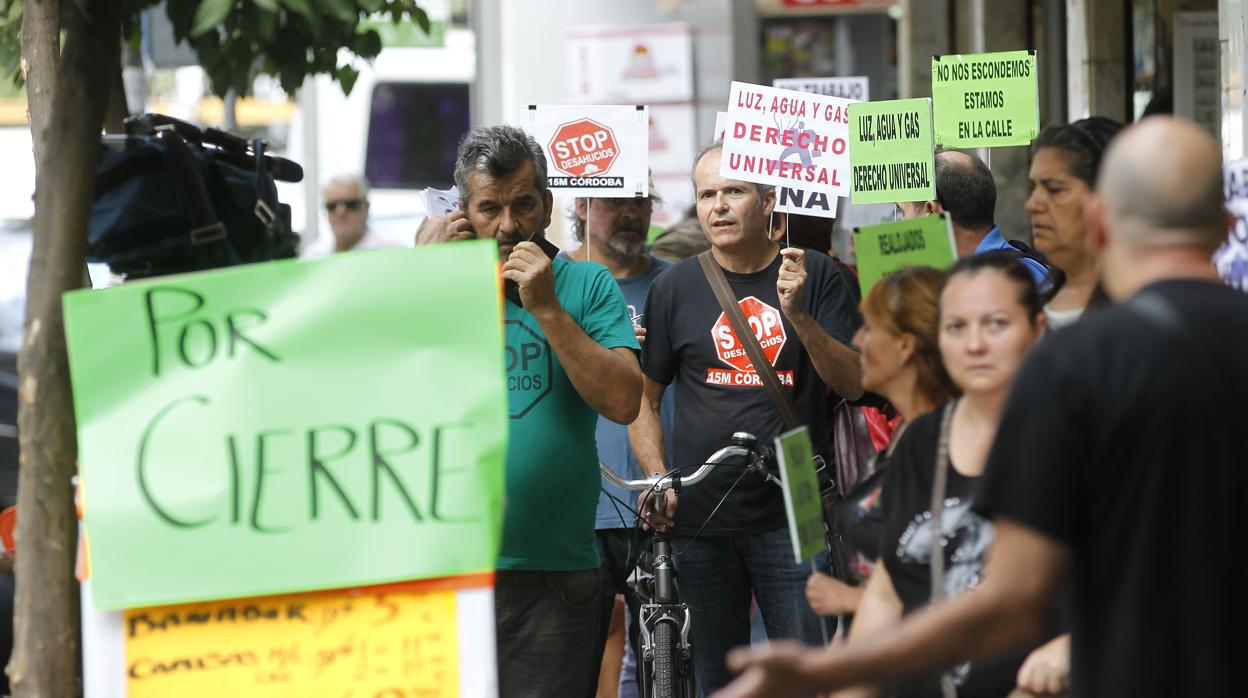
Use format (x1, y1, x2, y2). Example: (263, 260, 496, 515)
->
(526, 104, 650, 198)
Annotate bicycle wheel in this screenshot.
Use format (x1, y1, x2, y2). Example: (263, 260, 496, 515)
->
(651, 620, 678, 698)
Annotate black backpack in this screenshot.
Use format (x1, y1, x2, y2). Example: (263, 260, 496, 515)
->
(88, 114, 303, 278)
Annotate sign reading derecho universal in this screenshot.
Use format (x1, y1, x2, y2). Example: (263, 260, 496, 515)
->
(714, 110, 838, 219)
(721, 81, 853, 199)
(526, 104, 650, 197)
(849, 98, 936, 204)
(931, 50, 1039, 148)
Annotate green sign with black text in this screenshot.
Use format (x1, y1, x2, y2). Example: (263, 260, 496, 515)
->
(775, 427, 825, 563)
(853, 213, 958, 297)
(849, 97, 936, 204)
(931, 50, 1040, 148)
(64, 242, 508, 610)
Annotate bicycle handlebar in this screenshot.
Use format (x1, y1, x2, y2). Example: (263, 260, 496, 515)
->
(599, 431, 773, 494)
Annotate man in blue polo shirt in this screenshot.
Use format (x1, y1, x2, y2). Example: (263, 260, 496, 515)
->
(897, 150, 1049, 283)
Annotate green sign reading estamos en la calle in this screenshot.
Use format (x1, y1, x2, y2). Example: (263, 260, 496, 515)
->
(849, 97, 936, 205)
(853, 213, 958, 298)
(931, 50, 1040, 149)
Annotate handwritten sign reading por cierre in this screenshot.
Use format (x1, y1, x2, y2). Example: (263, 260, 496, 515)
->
(63, 243, 508, 610)
(721, 81, 854, 198)
(849, 98, 936, 204)
(931, 50, 1039, 148)
(853, 213, 957, 296)
(124, 581, 471, 697)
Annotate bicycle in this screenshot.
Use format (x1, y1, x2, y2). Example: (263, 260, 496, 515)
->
(599, 431, 779, 698)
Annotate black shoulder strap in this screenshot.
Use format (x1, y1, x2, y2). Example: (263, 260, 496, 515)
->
(697, 251, 802, 431)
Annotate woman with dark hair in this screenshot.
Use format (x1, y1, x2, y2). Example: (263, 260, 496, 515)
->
(1025, 116, 1125, 328)
(834, 253, 1058, 698)
(805, 266, 957, 618)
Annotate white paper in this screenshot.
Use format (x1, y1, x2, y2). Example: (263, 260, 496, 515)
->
(424, 186, 460, 217)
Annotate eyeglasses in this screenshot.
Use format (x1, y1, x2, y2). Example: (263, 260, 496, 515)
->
(325, 199, 365, 213)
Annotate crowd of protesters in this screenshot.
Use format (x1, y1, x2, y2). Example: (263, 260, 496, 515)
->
(408, 112, 1245, 698)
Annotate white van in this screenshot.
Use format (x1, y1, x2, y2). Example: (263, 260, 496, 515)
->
(284, 27, 475, 251)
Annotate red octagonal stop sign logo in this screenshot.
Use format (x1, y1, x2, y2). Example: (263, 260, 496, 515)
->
(711, 296, 787, 371)
(547, 119, 620, 177)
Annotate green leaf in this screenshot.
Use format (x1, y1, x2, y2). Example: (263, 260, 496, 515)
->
(251, 0, 279, 13)
(314, 0, 357, 23)
(337, 64, 359, 95)
(190, 0, 234, 37)
(279, 0, 321, 37)
(411, 7, 429, 35)
(357, 0, 383, 12)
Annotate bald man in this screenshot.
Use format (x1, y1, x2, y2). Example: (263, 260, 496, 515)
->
(714, 116, 1248, 698)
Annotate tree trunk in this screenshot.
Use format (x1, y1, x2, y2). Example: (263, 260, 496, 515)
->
(11, 0, 124, 695)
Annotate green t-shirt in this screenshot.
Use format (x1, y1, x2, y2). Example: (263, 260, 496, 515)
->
(498, 257, 640, 570)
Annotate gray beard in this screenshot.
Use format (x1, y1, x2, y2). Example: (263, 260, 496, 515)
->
(602, 232, 646, 260)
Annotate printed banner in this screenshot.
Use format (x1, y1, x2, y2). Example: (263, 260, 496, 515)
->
(715, 111, 838, 219)
(525, 104, 650, 197)
(775, 427, 824, 563)
(853, 213, 957, 296)
(1217, 158, 1248, 291)
(849, 98, 936, 204)
(773, 76, 870, 102)
(63, 242, 508, 610)
(721, 81, 853, 198)
(931, 50, 1040, 148)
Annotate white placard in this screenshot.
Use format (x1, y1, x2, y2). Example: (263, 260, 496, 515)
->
(715, 111, 838, 219)
(773, 76, 870, 102)
(525, 104, 650, 198)
(721, 82, 853, 198)
(566, 23, 694, 103)
(1217, 158, 1248, 291)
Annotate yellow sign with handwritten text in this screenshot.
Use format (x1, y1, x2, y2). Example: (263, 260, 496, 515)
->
(125, 581, 461, 697)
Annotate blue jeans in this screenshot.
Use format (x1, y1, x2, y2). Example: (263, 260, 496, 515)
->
(673, 528, 834, 694)
(495, 568, 601, 698)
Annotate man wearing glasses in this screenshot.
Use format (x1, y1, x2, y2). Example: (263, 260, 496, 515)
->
(306, 174, 398, 255)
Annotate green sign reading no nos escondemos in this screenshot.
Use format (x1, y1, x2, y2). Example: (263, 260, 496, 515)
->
(931, 50, 1040, 148)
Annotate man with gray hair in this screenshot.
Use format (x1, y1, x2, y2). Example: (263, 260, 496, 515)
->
(633, 141, 865, 694)
(418, 124, 643, 698)
(714, 117, 1248, 698)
